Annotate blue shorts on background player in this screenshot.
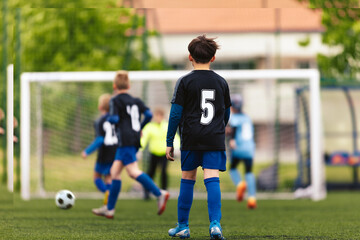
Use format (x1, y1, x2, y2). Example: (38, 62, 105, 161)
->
(228, 94, 257, 209)
(166, 35, 231, 240)
(82, 93, 117, 206)
(92, 71, 169, 219)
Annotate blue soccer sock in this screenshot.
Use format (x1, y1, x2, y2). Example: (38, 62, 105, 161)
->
(107, 179, 121, 211)
(106, 183, 111, 191)
(204, 177, 222, 222)
(178, 179, 195, 225)
(245, 173, 256, 197)
(94, 178, 107, 193)
(229, 169, 242, 186)
(136, 173, 161, 197)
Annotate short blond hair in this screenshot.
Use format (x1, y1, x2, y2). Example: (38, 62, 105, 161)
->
(153, 107, 165, 117)
(98, 93, 112, 112)
(114, 70, 130, 90)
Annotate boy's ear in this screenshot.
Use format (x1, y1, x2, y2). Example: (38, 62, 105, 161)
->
(113, 83, 116, 90)
(188, 54, 194, 62)
(210, 56, 215, 62)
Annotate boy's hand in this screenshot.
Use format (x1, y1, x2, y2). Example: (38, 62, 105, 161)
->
(81, 151, 87, 159)
(229, 139, 237, 149)
(166, 146, 175, 161)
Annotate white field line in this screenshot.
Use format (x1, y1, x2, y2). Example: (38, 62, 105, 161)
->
(32, 190, 294, 200)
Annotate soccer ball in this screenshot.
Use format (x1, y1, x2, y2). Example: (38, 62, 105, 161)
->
(55, 190, 75, 209)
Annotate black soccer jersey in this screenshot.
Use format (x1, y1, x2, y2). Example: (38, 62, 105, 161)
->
(171, 70, 231, 151)
(94, 114, 117, 164)
(110, 93, 149, 148)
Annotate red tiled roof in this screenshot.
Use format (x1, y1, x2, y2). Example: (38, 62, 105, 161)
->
(130, 0, 323, 34)
(148, 8, 323, 34)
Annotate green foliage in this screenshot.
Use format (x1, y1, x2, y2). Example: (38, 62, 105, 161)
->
(0, 1, 170, 159)
(299, 1, 360, 82)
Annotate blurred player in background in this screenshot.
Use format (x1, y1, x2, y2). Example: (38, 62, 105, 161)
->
(141, 107, 176, 200)
(166, 35, 231, 240)
(228, 94, 257, 209)
(0, 108, 19, 143)
(0, 108, 4, 135)
(92, 71, 169, 219)
(82, 93, 117, 205)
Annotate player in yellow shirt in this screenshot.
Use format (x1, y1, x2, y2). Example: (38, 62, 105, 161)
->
(141, 108, 179, 199)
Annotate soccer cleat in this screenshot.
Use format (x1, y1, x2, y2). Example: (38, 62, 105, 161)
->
(103, 190, 109, 206)
(168, 223, 190, 239)
(209, 220, 225, 240)
(157, 189, 170, 215)
(236, 181, 247, 202)
(92, 205, 115, 219)
(247, 197, 257, 209)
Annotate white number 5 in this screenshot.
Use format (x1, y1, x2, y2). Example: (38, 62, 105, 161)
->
(200, 90, 215, 125)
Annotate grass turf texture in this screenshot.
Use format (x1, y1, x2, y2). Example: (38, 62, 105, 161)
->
(3, 188, 359, 240)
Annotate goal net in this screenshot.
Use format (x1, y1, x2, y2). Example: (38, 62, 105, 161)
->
(20, 70, 325, 201)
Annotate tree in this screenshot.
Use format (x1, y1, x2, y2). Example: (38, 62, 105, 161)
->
(300, 0, 360, 82)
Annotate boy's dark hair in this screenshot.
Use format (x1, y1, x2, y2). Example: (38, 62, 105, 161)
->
(188, 35, 219, 64)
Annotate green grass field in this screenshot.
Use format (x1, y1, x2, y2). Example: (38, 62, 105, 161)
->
(1, 185, 359, 240)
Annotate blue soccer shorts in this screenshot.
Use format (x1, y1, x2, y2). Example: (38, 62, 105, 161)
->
(181, 150, 227, 172)
(95, 162, 113, 175)
(114, 146, 138, 166)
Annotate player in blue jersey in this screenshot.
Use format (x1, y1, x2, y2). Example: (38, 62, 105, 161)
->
(82, 93, 117, 206)
(92, 71, 169, 219)
(166, 35, 231, 240)
(228, 94, 257, 209)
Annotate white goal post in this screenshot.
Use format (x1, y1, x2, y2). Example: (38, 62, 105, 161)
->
(20, 69, 325, 201)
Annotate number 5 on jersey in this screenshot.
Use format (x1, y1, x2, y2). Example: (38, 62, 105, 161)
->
(200, 89, 215, 125)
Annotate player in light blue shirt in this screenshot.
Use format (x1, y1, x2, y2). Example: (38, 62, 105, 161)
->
(228, 94, 257, 209)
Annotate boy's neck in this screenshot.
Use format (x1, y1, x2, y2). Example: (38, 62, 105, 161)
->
(100, 110, 108, 115)
(192, 62, 211, 70)
(114, 89, 128, 94)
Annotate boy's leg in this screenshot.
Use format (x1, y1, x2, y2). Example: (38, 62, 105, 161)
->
(126, 161, 169, 215)
(160, 155, 168, 190)
(94, 171, 107, 193)
(103, 174, 112, 205)
(245, 159, 257, 209)
(204, 169, 222, 223)
(202, 151, 226, 240)
(107, 160, 124, 211)
(229, 157, 241, 186)
(144, 154, 158, 200)
(92, 160, 124, 219)
(178, 170, 197, 224)
(168, 169, 196, 239)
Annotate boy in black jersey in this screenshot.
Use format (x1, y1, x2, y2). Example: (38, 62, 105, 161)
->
(82, 93, 117, 205)
(166, 35, 231, 240)
(92, 71, 169, 219)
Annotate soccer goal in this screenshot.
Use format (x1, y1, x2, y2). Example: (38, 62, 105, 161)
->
(20, 69, 325, 201)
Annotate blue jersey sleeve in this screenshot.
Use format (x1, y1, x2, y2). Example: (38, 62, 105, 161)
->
(108, 98, 120, 124)
(84, 136, 104, 155)
(166, 104, 183, 147)
(141, 109, 153, 129)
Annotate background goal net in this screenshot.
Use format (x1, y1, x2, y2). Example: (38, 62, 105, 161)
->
(20, 69, 324, 201)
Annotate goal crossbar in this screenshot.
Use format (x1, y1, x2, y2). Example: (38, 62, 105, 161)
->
(20, 69, 324, 201)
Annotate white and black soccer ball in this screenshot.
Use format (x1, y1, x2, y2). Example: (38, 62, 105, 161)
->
(55, 190, 75, 209)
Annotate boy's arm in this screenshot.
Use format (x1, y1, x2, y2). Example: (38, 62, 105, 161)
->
(107, 98, 119, 124)
(83, 136, 104, 157)
(166, 104, 183, 161)
(166, 103, 183, 147)
(224, 107, 230, 125)
(141, 109, 153, 129)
